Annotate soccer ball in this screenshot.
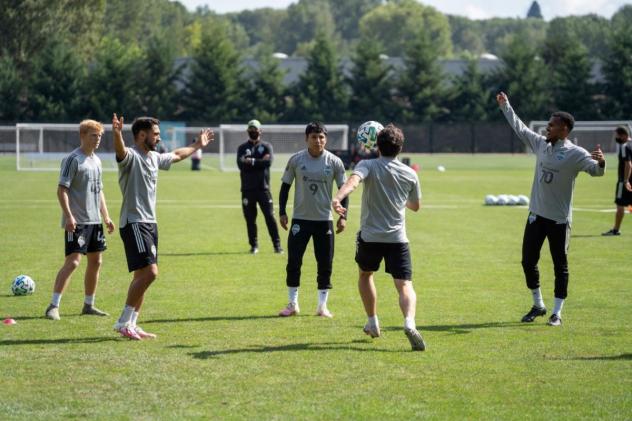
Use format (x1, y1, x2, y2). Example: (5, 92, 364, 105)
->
(484, 195, 498, 205)
(11, 275, 35, 296)
(356, 121, 383, 150)
(517, 195, 530, 206)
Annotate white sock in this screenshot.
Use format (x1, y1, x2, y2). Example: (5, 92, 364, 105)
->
(131, 311, 139, 327)
(531, 288, 545, 309)
(288, 287, 299, 305)
(51, 293, 62, 307)
(553, 298, 564, 317)
(368, 315, 379, 327)
(118, 305, 135, 325)
(404, 317, 416, 331)
(317, 289, 329, 308)
(84, 295, 95, 306)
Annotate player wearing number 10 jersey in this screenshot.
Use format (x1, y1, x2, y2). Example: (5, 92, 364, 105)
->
(277, 122, 347, 318)
(497, 92, 605, 327)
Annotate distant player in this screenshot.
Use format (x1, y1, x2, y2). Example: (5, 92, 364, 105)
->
(236, 119, 283, 254)
(497, 92, 605, 326)
(332, 124, 426, 351)
(278, 122, 347, 318)
(112, 114, 213, 340)
(45, 120, 115, 321)
(602, 126, 632, 236)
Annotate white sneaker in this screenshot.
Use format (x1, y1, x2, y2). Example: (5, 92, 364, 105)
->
(316, 306, 333, 318)
(404, 328, 426, 351)
(363, 322, 381, 338)
(134, 326, 157, 339)
(114, 322, 142, 340)
(278, 302, 300, 317)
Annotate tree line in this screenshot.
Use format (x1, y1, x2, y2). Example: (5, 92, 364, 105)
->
(1, 0, 631, 124)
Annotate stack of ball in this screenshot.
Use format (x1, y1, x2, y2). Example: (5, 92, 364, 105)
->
(485, 195, 529, 206)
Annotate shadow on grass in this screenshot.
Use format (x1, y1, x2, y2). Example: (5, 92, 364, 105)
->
(143, 315, 279, 324)
(0, 336, 120, 346)
(161, 251, 250, 257)
(381, 321, 524, 335)
(547, 353, 632, 361)
(571, 234, 604, 238)
(190, 340, 402, 359)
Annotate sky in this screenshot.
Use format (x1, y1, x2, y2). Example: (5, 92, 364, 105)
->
(178, 0, 629, 20)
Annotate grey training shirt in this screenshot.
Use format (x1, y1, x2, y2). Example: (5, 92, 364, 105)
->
(281, 149, 346, 221)
(352, 157, 421, 243)
(118, 146, 174, 228)
(58, 148, 103, 227)
(501, 102, 605, 223)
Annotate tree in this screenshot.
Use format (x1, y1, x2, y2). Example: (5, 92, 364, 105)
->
(0, 54, 24, 122)
(359, 0, 452, 57)
(347, 37, 398, 122)
(446, 58, 490, 122)
(245, 48, 288, 122)
(397, 30, 446, 123)
(183, 24, 246, 122)
(327, 0, 382, 41)
(287, 32, 349, 122)
(602, 24, 632, 118)
(275, 0, 337, 56)
(527, 1, 543, 19)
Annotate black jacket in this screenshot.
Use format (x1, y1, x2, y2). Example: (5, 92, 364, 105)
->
(236, 140, 273, 191)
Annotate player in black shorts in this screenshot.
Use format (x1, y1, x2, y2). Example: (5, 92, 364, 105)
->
(603, 126, 632, 236)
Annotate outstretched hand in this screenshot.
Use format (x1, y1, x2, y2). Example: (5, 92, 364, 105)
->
(196, 128, 214, 148)
(112, 113, 124, 133)
(496, 92, 508, 107)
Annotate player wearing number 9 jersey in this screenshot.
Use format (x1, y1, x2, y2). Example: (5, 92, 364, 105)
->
(277, 122, 347, 318)
(497, 92, 605, 327)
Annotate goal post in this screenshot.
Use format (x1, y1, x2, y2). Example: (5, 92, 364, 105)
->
(529, 120, 632, 153)
(218, 124, 349, 172)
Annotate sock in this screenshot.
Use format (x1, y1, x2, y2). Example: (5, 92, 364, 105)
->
(288, 287, 299, 305)
(404, 317, 416, 331)
(118, 305, 135, 325)
(317, 289, 329, 308)
(553, 298, 564, 317)
(131, 311, 139, 327)
(84, 295, 95, 306)
(51, 293, 62, 307)
(368, 315, 379, 327)
(531, 288, 545, 309)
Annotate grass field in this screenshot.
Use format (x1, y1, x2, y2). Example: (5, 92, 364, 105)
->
(0, 153, 630, 420)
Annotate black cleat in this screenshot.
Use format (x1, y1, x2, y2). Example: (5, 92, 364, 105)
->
(547, 314, 562, 326)
(249, 246, 259, 255)
(274, 246, 284, 254)
(521, 306, 547, 323)
(81, 304, 109, 316)
(602, 229, 621, 236)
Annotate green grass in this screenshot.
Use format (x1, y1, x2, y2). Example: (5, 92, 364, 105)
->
(0, 154, 630, 420)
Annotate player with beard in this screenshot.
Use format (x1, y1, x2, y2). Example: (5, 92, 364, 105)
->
(602, 126, 632, 236)
(112, 115, 213, 340)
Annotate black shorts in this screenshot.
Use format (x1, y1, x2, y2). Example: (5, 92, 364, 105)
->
(120, 222, 158, 272)
(355, 232, 413, 280)
(64, 224, 107, 256)
(614, 181, 632, 206)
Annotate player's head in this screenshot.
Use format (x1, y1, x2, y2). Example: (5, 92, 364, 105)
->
(79, 119, 104, 149)
(546, 111, 574, 142)
(615, 126, 630, 143)
(377, 123, 404, 157)
(132, 117, 161, 152)
(305, 121, 327, 156)
(247, 119, 261, 141)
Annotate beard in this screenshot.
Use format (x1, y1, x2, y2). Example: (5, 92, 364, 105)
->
(248, 131, 259, 140)
(145, 138, 157, 151)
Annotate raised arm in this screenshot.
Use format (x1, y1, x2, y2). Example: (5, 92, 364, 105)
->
(112, 113, 127, 161)
(172, 128, 214, 163)
(332, 174, 361, 216)
(496, 92, 545, 153)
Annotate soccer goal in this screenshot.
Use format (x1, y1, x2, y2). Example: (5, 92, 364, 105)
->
(15, 123, 134, 171)
(218, 124, 349, 172)
(529, 120, 632, 153)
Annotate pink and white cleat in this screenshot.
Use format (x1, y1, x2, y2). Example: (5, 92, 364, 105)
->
(316, 306, 333, 318)
(278, 302, 300, 317)
(114, 322, 142, 340)
(134, 326, 157, 339)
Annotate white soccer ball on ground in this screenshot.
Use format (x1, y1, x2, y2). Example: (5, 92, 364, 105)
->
(497, 194, 509, 205)
(11, 275, 35, 296)
(437, 165, 446, 172)
(484, 195, 498, 205)
(356, 121, 384, 150)
(508, 195, 519, 205)
(518, 195, 530, 206)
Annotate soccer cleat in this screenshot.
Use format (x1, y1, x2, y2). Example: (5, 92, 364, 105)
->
(404, 328, 426, 351)
(114, 322, 142, 340)
(274, 246, 284, 254)
(278, 302, 299, 317)
(134, 326, 157, 339)
(602, 229, 621, 236)
(45, 304, 61, 320)
(363, 322, 381, 338)
(547, 314, 562, 326)
(250, 246, 259, 255)
(81, 304, 109, 316)
(521, 306, 547, 323)
(315, 306, 333, 318)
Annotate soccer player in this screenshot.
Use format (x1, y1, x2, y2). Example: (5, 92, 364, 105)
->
(332, 124, 426, 351)
(602, 126, 632, 236)
(497, 92, 605, 326)
(45, 120, 115, 320)
(278, 122, 347, 318)
(111, 114, 213, 340)
(236, 119, 283, 254)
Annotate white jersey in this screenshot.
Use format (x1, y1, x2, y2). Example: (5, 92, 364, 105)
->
(501, 102, 605, 223)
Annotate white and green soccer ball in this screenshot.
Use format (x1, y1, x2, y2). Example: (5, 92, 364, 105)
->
(11, 275, 35, 296)
(356, 121, 384, 150)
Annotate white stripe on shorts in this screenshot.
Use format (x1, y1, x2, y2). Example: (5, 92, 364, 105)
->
(132, 224, 146, 253)
(67, 232, 73, 242)
(617, 182, 623, 199)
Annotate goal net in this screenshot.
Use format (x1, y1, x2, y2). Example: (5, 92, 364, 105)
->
(218, 124, 349, 171)
(529, 120, 632, 153)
